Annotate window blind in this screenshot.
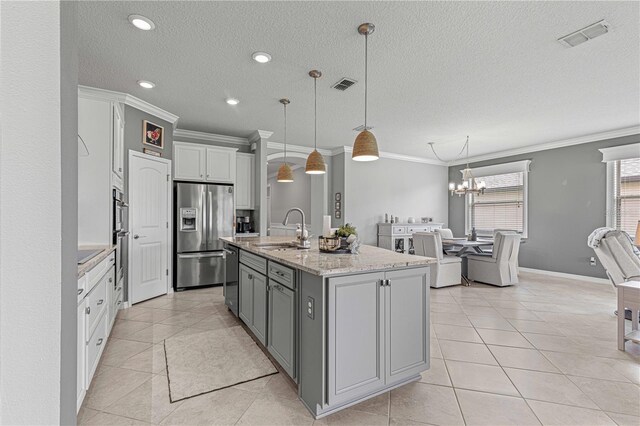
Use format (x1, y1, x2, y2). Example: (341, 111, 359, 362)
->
(614, 157, 640, 235)
(469, 172, 524, 234)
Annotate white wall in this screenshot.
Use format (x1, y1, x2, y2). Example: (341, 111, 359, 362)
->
(344, 158, 449, 245)
(0, 2, 76, 423)
(268, 167, 312, 224)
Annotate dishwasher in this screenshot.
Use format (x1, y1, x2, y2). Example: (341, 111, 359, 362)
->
(223, 244, 239, 316)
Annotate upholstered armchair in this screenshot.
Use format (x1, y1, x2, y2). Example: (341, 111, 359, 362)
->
(413, 232, 462, 288)
(467, 232, 522, 286)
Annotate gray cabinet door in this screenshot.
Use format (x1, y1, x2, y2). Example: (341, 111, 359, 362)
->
(252, 271, 268, 346)
(239, 264, 253, 326)
(327, 272, 385, 405)
(268, 282, 295, 379)
(385, 267, 430, 384)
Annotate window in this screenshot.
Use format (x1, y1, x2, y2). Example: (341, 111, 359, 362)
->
(468, 172, 525, 236)
(601, 143, 640, 236)
(463, 160, 530, 238)
(612, 157, 640, 235)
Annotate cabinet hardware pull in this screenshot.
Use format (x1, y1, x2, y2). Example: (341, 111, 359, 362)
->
(379, 279, 384, 286)
(86, 306, 91, 315)
(248, 274, 253, 279)
(117, 287, 122, 292)
(78, 288, 84, 296)
(108, 278, 113, 283)
(386, 279, 391, 286)
(97, 338, 103, 346)
(97, 299, 104, 305)
(117, 301, 121, 305)
(119, 167, 122, 172)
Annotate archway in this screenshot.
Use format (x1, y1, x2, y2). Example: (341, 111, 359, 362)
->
(266, 151, 328, 237)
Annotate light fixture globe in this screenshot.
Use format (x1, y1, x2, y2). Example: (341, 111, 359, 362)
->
(277, 163, 294, 182)
(305, 149, 326, 174)
(352, 129, 379, 161)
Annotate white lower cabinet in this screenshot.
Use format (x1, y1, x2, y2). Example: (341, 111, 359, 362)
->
(76, 251, 119, 413)
(76, 299, 86, 411)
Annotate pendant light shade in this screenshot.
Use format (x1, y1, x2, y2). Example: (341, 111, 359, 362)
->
(305, 149, 326, 174)
(306, 70, 326, 175)
(352, 23, 379, 162)
(277, 162, 294, 182)
(277, 98, 294, 183)
(352, 129, 379, 162)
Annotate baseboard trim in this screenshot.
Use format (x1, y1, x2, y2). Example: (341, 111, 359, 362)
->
(520, 267, 610, 285)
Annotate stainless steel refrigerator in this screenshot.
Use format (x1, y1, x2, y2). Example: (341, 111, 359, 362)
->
(175, 182, 234, 290)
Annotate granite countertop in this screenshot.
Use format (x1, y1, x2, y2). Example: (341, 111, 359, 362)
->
(78, 245, 116, 278)
(220, 236, 436, 277)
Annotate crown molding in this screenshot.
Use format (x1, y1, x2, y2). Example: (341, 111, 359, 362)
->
(268, 141, 332, 157)
(333, 146, 447, 166)
(173, 129, 249, 146)
(78, 85, 179, 128)
(249, 130, 274, 143)
(448, 125, 640, 166)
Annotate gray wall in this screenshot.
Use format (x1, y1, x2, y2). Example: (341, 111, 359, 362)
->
(123, 105, 174, 186)
(268, 168, 312, 224)
(330, 153, 346, 228)
(448, 134, 639, 279)
(60, 1, 78, 423)
(345, 157, 449, 245)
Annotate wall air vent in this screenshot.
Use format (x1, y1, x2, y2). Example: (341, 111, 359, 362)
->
(558, 20, 610, 48)
(332, 78, 357, 91)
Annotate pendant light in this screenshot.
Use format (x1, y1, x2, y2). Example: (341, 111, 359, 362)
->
(305, 70, 326, 174)
(276, 98, 294, 182)
(352, 23, 379, 162)
(447, 136, 486, 197)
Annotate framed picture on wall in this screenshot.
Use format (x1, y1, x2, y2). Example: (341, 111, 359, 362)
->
(142, 120, 164, 149)
(143, 148, 161, 157)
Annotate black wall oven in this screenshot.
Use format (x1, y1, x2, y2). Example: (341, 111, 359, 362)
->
(113, 189, 128, 288)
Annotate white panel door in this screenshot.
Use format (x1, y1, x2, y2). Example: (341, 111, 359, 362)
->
(174, 143, 205, 181)
(130, 153, 170, 304)
(206, 146, 236, 183)
(112, 103, 124, 180)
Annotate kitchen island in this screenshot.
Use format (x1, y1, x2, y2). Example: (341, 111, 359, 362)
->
(221, 236, 436, 419)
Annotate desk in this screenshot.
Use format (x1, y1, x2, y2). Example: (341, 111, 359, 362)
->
(617, 281, 640, 351)
(442, 239, 493, 286)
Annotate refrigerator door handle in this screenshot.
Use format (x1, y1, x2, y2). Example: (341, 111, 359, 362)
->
(208, 187, 214, 249)
(177, 252, 224, 259)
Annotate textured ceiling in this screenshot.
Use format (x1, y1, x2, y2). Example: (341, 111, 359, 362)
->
(78, 1, 640, 161)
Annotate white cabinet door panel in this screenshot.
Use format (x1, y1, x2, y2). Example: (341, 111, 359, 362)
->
(174, 143, 205, 181)
(206, 147, 236, 183)
(236, 153, 254, 209)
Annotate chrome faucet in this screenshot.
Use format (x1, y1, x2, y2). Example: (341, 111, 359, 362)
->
(282, 207, 310, 249)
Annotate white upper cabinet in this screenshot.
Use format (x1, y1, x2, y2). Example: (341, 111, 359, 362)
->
(236, 153, 255, 210)
(111, 103, 125, 188)
(173, 142, 238, 184)
(174, 142, 206, 181)
(206, 146, 236, 183)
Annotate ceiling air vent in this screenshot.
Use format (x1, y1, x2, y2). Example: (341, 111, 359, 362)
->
(558, 20, 610, 48)
(332, 78, 357, 91)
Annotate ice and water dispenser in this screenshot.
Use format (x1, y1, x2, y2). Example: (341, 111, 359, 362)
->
(179, 208, 197, 231)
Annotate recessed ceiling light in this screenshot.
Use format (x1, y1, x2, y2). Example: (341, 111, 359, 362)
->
(137, 80, 155, 89)
(252, 52, 272, 63)
(226, 98, 240, 106)
(128, 14, 155, 31)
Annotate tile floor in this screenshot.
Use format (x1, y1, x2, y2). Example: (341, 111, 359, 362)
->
(78, 272, 640, 425)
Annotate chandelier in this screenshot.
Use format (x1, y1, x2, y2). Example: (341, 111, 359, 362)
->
(429, 136, 486, 197)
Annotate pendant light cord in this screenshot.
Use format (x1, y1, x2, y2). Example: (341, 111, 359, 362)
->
(283, 102, 287, 163)
(314, 76, 317, 150)
(364, 32, 368, 129)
